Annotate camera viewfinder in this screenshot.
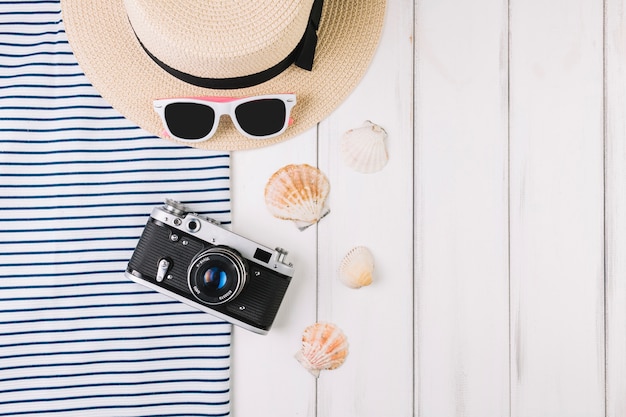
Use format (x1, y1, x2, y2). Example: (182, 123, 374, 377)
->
(253, 248, 272, 263)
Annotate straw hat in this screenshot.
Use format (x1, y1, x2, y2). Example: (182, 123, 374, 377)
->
(61, 0, 386, 151)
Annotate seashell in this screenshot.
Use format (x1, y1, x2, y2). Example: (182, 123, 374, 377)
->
(295, 322, 349, 377)
(264, 164, 330, 231)
(339, 246, 374, 289)
(340, 120, 388, 173)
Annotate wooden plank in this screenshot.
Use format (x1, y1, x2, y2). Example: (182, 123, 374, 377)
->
(606, 1, 626, 415)
(414, 0, 510, 416)
(508, 0, 605, 415)
(315, 0, 414, 415)
(230, 133, 318, 417)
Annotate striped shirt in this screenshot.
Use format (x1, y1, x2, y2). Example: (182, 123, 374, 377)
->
(0, 1, 231, 416)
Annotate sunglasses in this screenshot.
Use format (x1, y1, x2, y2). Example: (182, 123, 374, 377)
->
(153, 94, 297, 142)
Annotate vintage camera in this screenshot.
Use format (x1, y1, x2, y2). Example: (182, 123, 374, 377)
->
(126, 199, 294, 334)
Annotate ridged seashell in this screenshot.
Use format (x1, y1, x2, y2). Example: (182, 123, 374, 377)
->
(339, 246, 374, 289)
(295, 322, 349, 377)
(340, 120, 388, 173)
(264, 164, 330, 230)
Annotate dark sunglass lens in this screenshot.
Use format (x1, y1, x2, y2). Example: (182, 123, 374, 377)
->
(235, 99, 287, 137)
(165, 103, 215, 140)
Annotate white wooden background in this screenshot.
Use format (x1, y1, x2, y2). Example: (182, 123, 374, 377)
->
(228, 0, 626, 416)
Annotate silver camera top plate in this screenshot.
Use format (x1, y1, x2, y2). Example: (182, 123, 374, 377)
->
(151, 202, 295, 278)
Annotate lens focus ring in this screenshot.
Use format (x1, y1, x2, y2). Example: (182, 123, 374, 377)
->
(187, 246, 248, 305)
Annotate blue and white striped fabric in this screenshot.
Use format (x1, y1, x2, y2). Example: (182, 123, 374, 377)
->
(0, 1, 231, 416)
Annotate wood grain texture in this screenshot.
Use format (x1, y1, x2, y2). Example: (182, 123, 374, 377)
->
(606, 1, 626, 416)
(414, 1, 510, 416)
(509, 0, 605, 415)
(316, 0, 414, 415)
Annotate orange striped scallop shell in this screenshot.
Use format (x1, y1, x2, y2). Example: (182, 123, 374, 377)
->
(264, 164, 330, 230)
(295, 322, 349, 377)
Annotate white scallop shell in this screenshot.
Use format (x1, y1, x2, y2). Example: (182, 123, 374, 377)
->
(339, 246, 375, 289)
(340, 120, 388, 173)
(295, 322, 349, 377)
(264, 164, 330, 230)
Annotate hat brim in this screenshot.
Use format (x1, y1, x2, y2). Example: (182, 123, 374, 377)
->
(60, 0, 386, 151)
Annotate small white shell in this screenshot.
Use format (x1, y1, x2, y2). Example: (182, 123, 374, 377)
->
(339, 246, 374, 289)
(295, 322, 349, 377)
(340, 121, 388, 173)
(264, 164, 330, 230)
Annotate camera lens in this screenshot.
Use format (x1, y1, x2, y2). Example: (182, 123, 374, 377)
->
(203, 266, 227, 291)
(188, 246, 248, 305)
